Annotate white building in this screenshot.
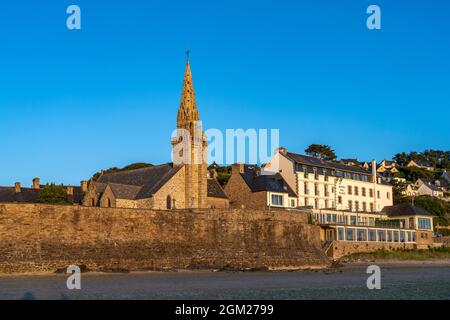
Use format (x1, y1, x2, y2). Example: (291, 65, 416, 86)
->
(263, 148, 393, 213)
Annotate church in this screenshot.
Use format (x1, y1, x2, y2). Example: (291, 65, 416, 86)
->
(82, 61, 229, 210)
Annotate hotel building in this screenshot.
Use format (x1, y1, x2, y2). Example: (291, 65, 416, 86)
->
(262, 147, 393, 213)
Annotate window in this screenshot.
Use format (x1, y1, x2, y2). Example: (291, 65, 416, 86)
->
(368, 230, 377, 242)
(350, 215, 357, 225)
(362, 202, 367, 212)
(291, 199, 296, 208)
(303, 166, 309, 179)
(304, 182, 309, 195)
(325, 200, 329, 208)
(393, 231, 399, 242)
(377, 191, 381, 199)
(357, 229, 367, 241)
(369, 189, 374, 198)
(314, 183, 320, 196)
(348, 186, 352, 195)
(314, 199, 319, 209)
(418, 218, 432, 230)
(407, 232, 413, 242)
(346, 228, 355, 241)
(355, 201, 359, 212)
(166, 195, 172, 209)
(314, 168, 319, 180)
(332, 214, 337, 223)
(354, 186, 359, 196)
(324, 185, 329, 197)
(387, 231, 393, 242)
(338, 196, 343, 204)
(305, 197, 309, 207)
(400, 231, 405, 243)
(324, 175, 329, 182)
(326, 214, 332, 223)
(337, 228, 344, 241)
(387, 192, 391, 200)
(336, 171, 343, 177)
(348, 200, 353, 211)
(378, 230, 386, 242)
(370, 203, 374, 212)
(362, 187, 366, 197)
(344, 215, 349, 225)
(271, 194, 283, 206)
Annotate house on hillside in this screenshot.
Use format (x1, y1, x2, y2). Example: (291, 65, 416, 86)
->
(407, 160, 434, 171)
(414, 178, 444, 198)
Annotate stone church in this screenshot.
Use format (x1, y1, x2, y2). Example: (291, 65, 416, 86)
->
(82, 61, 229, 210)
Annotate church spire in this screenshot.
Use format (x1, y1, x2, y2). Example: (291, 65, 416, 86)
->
(177, 58, 199, 134)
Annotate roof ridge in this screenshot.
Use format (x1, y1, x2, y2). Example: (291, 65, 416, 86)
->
(286, 151, 369, 172)
(101, 163, 169, 177)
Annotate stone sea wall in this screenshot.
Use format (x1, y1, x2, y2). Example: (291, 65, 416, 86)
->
(0, 204, 329, 274)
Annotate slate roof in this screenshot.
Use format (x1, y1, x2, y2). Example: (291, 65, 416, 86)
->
(207, 179, 228, 199)
(0, 186, 83, 204)
(240, 168, 297, 197)
(411, 160, 433, 167)
(285, 152, 370, 174)
(68, 186, 84, 204)
(0, 187, 40, 203)
(107, 183, 143, 200)
(382, 203, 434, 217)
(418, 179, 442, 191)
(97, 164, 182, 200)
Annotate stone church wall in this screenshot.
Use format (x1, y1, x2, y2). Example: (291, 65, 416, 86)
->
(0, 203, 329, 274)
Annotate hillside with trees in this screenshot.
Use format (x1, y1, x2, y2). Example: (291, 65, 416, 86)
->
(91, 163, 153, 181)
(394, 150, 450, 169)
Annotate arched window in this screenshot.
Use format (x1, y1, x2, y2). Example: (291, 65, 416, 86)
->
(107, 198, 111, 208)
(91, 199, 95, 206)
(166, 195, 172, 210)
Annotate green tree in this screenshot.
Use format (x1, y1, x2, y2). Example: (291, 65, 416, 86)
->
(39, 184, 69, 204)
(305, 144, 337, 161)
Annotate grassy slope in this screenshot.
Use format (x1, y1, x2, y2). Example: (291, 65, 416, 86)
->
(345, 247, 450, 261)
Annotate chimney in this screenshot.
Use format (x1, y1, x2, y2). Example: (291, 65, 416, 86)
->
(276, 147, 287, 156)
(232, 163, 245, 174)
(32, 178, 40, 190)
(81, 180, 88, 193)
(14, 182, 21, 193)
(67, 186, 74, 196)
(209, 168, 218, 179)
(371, 159, 377, 184)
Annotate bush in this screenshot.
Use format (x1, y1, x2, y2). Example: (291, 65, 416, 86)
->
(39, 184, 69, 204)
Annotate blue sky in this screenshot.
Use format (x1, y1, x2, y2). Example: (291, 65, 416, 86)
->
(0, 0, 449, 185)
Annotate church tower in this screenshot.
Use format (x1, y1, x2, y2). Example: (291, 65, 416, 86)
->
(172, 57, 208, 208)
